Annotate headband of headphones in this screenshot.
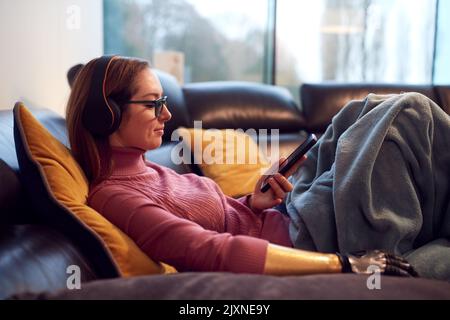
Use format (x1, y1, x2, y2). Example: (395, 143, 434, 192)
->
(82, 55, 121, 137)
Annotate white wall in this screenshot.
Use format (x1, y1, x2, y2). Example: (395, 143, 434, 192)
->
(0, 0, 103, 116)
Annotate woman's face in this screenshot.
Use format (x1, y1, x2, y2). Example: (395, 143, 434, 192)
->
(109, 68, 171, 151)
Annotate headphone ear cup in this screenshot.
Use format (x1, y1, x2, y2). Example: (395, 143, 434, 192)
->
(107, 97, 122, 133)
(82, 100, 115, 137)
(82, 55, 121, 137)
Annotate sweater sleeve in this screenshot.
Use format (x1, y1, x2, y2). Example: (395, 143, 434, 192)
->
(236, 194, 261, 213)
(91, 188, 269, 273)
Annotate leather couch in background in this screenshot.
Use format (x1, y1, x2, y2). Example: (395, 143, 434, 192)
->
(300, 83, 450, 133)
(1, 71, 450, 300)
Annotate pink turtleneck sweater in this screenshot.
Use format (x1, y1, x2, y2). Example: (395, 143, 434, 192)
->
(88, 147, 292, 274)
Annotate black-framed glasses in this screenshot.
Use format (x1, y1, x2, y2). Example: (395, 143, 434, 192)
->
(125, 96, 168, 118)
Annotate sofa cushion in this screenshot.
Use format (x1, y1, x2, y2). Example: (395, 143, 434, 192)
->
(23, 272, 450, 300)
(300, 83, 439, 132)
(178, 127, 270, 198)
(435, 85, 450, 115)
(13, 103, 176, 278)
(1, 107, 69, 171)
(183, 81, 306, 132)
(153, 70, 190, 141)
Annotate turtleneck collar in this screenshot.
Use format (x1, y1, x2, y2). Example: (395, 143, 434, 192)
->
(110, 146, 149, 176)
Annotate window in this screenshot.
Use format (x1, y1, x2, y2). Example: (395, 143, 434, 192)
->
(105, 0, 447, 93)
(276, 0, 436, 87)
(434, 0, 450, 84)
(104, 0, 269, 83)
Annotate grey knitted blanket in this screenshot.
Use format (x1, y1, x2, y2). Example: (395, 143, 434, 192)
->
(285, 93, 450, 281)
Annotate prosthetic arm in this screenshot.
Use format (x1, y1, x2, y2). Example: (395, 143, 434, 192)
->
(263, 244, 418, 276)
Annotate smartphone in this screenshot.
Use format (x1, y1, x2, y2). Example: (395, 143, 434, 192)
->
(260, 133, 317, 193)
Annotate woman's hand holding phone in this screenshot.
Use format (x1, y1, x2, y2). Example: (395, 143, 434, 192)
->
(248, 134, 316, 212)
(248, 154, 307, 212)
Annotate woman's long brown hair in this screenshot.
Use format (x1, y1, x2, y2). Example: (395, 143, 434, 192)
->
(66, 56, 149, 184)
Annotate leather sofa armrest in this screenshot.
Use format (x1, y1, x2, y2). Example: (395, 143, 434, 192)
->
(0, 225, 98, 299)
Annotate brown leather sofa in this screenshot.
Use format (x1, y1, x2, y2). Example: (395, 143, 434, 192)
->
(300, 83, 450, 133)
(1, 72, 450, 300)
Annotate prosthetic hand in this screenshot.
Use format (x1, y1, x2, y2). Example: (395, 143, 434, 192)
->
(337, 250, 419, 277)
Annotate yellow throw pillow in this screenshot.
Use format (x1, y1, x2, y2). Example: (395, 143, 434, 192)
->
(177, 127, 270, 198)
(13, 103, 176, 277)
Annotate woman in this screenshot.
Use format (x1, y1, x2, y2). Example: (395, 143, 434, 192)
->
(66, 55, 417, 276)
